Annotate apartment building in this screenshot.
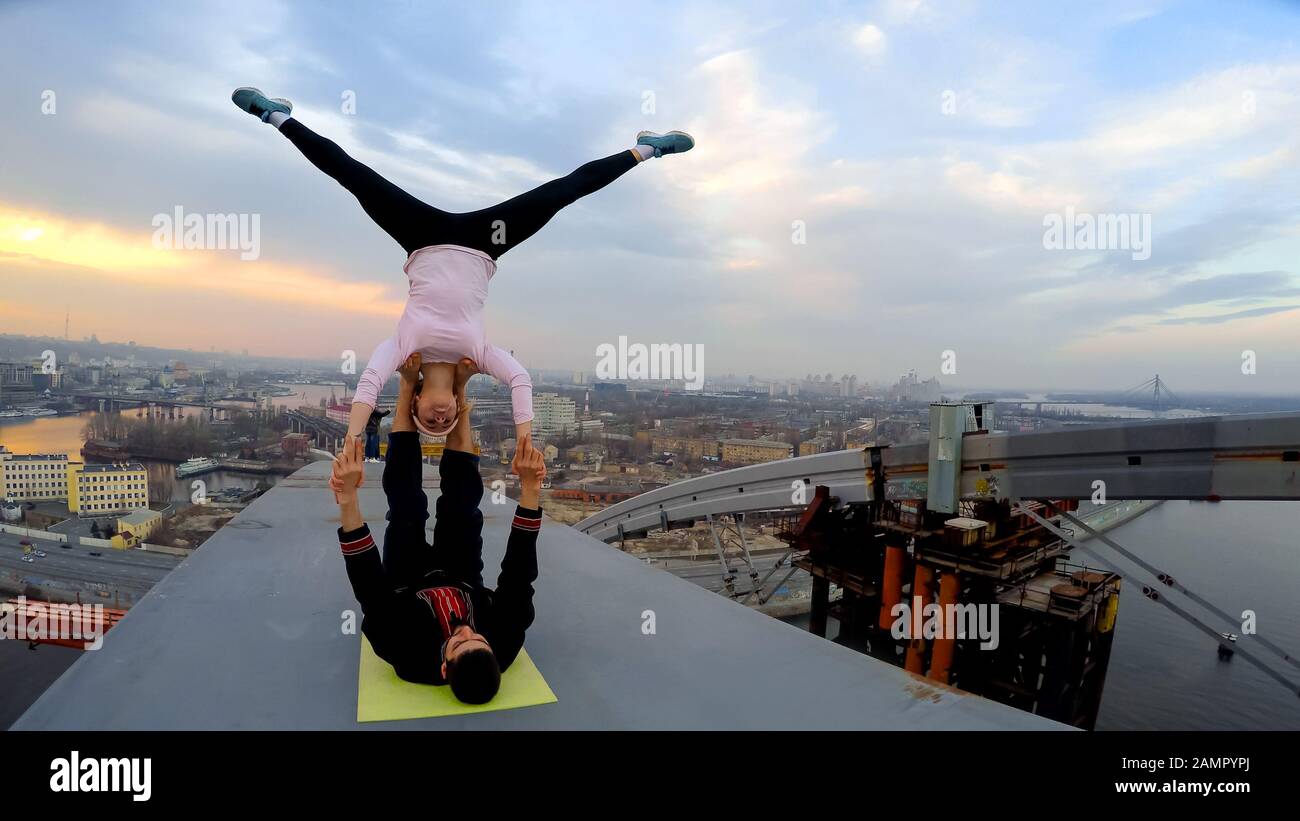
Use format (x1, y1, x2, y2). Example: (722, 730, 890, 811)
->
(1, 453, 151, 517)
(650, 433, 720, 461)
(721, 439, 793, 465)
(533, 392, 577, 436)
(0, 453, 72, 502)
(68, 463, 150, 517)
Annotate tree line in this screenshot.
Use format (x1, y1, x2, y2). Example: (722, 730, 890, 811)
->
(82, 413, 215, 456)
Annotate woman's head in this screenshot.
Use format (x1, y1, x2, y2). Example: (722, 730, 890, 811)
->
(413, 384, 457, 436)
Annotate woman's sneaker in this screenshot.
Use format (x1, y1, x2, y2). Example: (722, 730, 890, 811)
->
(636, 130, 695, 157)
(231, 87, 293, 122)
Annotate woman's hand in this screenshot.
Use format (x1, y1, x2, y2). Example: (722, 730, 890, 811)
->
(329, 436, 366, 502)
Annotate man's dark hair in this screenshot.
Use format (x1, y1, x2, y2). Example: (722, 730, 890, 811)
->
(447, 647, 501, 704)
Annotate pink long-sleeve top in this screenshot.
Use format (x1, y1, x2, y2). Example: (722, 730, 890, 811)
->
(354, 245, 533, 424)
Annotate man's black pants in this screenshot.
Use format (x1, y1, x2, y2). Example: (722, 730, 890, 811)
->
(381, 431, 485, 590)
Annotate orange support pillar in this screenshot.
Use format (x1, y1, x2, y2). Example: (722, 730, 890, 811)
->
(904, 564, 934, 675)
(878, 545, 906, 630)
(928, 571, 961, 684)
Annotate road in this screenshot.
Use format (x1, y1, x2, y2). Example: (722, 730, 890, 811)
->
(0, 530, 185, 601)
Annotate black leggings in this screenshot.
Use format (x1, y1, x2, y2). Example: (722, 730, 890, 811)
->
(281, 119, 638, 259)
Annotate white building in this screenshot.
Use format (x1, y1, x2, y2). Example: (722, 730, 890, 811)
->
(533, 392, 577, 436)
(0, 453, 70, 502)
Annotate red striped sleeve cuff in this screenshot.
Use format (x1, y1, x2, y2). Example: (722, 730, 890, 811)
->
(338, 525, 376, 556)
(512, 506, 542, 532)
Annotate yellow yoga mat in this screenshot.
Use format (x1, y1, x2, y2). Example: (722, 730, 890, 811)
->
(357, 635, 557, 723)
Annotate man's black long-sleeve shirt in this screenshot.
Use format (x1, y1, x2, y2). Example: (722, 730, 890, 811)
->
(337, 506, 541, 684)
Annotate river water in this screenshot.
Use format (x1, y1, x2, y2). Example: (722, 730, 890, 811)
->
(0, 385, 352, 501)
(0, 410, 284, 503)
(1088, 500, 1300, 730)
(991, 394, 1213, 420)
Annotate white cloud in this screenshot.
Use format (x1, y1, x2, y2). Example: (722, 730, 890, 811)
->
(943, 160, 1087, 213)
(852, 24, 889, 61)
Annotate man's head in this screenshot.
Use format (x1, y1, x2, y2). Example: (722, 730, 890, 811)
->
(442, 624, 500, 704)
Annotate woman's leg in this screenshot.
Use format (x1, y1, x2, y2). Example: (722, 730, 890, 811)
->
(279, 119, 451, 256)
(453, 149, 641, 259)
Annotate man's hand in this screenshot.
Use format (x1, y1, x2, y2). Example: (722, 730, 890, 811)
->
(397, 352, 421, 388)
(336, 433, 366, 491)
(454, 357, 479, 393)
(329, 436, 366, 502)
(514, 435, 546, 509)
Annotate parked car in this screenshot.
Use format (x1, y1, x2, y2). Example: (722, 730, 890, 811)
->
(88, 551, 102, 557)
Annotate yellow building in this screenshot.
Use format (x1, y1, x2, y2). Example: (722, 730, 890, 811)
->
(378, 441, 481, 458)
(68, 463, 150, 517)
(721, 439, 793, 465)
(799, 434, 839, 457)
(1, 451, 151, 519)
(0, 453, 71, 502)
(651, 434, 720, 461)
(116, 508, 163, 546)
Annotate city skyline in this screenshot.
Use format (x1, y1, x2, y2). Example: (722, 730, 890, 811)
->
(4, 0, 1300, 393)
(5, 326, 1300, 398)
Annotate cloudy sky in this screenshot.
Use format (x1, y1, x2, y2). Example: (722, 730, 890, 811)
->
(2, 0, 1299, 392)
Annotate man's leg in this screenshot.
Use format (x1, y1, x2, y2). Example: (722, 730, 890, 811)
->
(429, 401, 485, 586)
(380, 430, 431, 587)
(432, 448, 486, 587)
(278, 118, 453, 256)
(455, 149, 640, 259)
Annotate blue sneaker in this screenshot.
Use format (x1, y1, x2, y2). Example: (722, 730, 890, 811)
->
(636, 130, 695, 157)
(231, 87, 293, 122)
